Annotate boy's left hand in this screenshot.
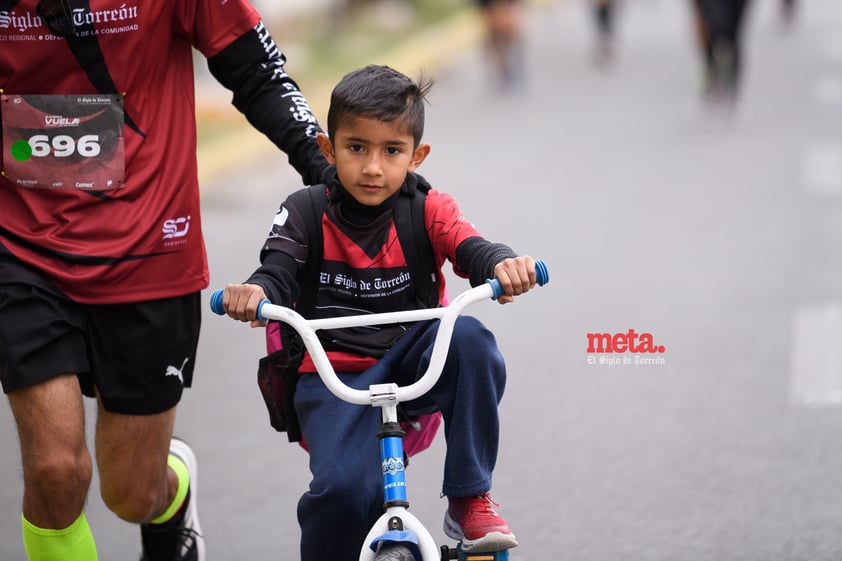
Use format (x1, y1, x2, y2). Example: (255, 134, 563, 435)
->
(493, 256, 537, 304)
(222, 283, 270, 327)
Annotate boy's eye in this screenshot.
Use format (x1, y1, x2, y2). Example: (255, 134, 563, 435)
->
(386, 147, 401, 155)
(349, 144, 364, 153)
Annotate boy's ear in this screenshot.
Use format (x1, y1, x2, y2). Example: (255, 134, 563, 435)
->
(317, 132, 336, 165)
(407, 142, 430, 173)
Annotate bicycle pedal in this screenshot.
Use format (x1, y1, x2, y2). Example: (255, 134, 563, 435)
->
(462, 553, 509, 561)
(440, 545, 510, 561)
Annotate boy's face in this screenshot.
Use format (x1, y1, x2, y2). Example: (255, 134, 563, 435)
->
(318, 116, 430, 207)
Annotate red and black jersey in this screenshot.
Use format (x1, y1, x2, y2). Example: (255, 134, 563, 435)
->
(0, 0, 324, 303)
(256, 183, 485, 368)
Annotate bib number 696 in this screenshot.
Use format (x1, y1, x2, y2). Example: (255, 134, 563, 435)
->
(29, 134, 102, 158)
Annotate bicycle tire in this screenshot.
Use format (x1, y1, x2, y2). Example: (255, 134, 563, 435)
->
(373, 543, 417, 561)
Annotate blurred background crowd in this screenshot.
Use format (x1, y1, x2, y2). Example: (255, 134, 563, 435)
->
(194, 0, 815, 178)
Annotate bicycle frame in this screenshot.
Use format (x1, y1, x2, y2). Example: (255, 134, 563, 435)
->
(211, 261, 548, 560)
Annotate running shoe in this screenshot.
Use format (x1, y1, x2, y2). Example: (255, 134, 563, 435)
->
(443, 492, 518, 552)
(139, 437, 205, 561)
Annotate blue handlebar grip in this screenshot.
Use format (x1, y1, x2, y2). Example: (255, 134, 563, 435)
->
(536, 260, 549, 286)
(209, 290, 271, 322)
(256, 299, 271, 323)
(210, 289, 225, 315)
(487, 279, 505, 300)
(487, 259, 549, 300)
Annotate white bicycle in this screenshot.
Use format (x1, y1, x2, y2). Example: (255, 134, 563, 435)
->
(210, 260, 549, 561)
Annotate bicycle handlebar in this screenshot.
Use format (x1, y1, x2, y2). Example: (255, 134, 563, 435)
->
(210, 260, 548, 406)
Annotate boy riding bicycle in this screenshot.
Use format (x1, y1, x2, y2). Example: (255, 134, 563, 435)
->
(218, 64, 538, 560)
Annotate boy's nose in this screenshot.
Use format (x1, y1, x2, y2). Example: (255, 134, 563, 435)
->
(363, 153, 383, 175)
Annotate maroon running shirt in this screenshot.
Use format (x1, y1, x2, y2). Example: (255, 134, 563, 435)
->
(0, 0, 261, 303)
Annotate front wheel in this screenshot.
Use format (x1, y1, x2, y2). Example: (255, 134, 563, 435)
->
(373, 542, 418, 561)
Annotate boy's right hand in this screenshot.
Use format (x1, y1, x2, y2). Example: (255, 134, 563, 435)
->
(493, 256, 537, 304)
(222, 283, 269, 327)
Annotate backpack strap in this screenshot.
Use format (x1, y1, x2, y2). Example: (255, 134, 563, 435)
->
(395, 175, 439, 308)
(261, 184, 326, 443)
(288, 184, 329, 317)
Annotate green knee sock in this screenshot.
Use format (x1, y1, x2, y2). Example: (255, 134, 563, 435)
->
(22, 512, 98, 561)
(150, 452, 189, 524)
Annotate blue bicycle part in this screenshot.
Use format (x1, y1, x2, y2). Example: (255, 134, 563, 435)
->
(209, 289, 224, 314)
(209, 289, 272, 322)
(371, 529, 422, 560)
(486, 259, 549, 300)
(381, 433, 408, 505)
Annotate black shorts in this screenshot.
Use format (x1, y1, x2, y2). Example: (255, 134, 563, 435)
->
(0, 257, 201, 415)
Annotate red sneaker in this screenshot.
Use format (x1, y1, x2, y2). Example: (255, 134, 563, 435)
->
(443, 493, 518, 552)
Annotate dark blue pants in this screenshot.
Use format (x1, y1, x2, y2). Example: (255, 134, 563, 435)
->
(293, 316, 507, 561)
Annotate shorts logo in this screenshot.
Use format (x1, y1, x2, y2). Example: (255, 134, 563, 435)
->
(165, 357, 189, 384)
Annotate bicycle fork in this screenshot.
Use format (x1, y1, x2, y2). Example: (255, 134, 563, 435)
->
(366, 384, 510, 561)
(362, 384, 438, 560)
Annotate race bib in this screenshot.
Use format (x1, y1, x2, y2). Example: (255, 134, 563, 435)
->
(1, 94, 125, 190)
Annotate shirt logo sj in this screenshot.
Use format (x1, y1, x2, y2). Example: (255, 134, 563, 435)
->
(162, 216, 191, 240)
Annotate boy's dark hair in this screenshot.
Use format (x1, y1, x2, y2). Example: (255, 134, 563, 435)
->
(326, 64, 433, 147)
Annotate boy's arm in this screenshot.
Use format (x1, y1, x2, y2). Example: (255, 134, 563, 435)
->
(455, 237, 517, 286)
(206, 25, 331, 187)
(455, 238, 536, 304)
(223, 252, 301, 326)
(425, 190, 535, 301)
(246, 251, 301, 307)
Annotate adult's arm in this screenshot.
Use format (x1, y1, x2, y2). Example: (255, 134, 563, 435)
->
(207, 23, 331, 186)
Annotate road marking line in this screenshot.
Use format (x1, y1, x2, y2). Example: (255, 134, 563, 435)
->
(802, 142, 842, 196)
(791, 302, 842, 406)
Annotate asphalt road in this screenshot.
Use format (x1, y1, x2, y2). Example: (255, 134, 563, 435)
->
(2, 0, 842, 559)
